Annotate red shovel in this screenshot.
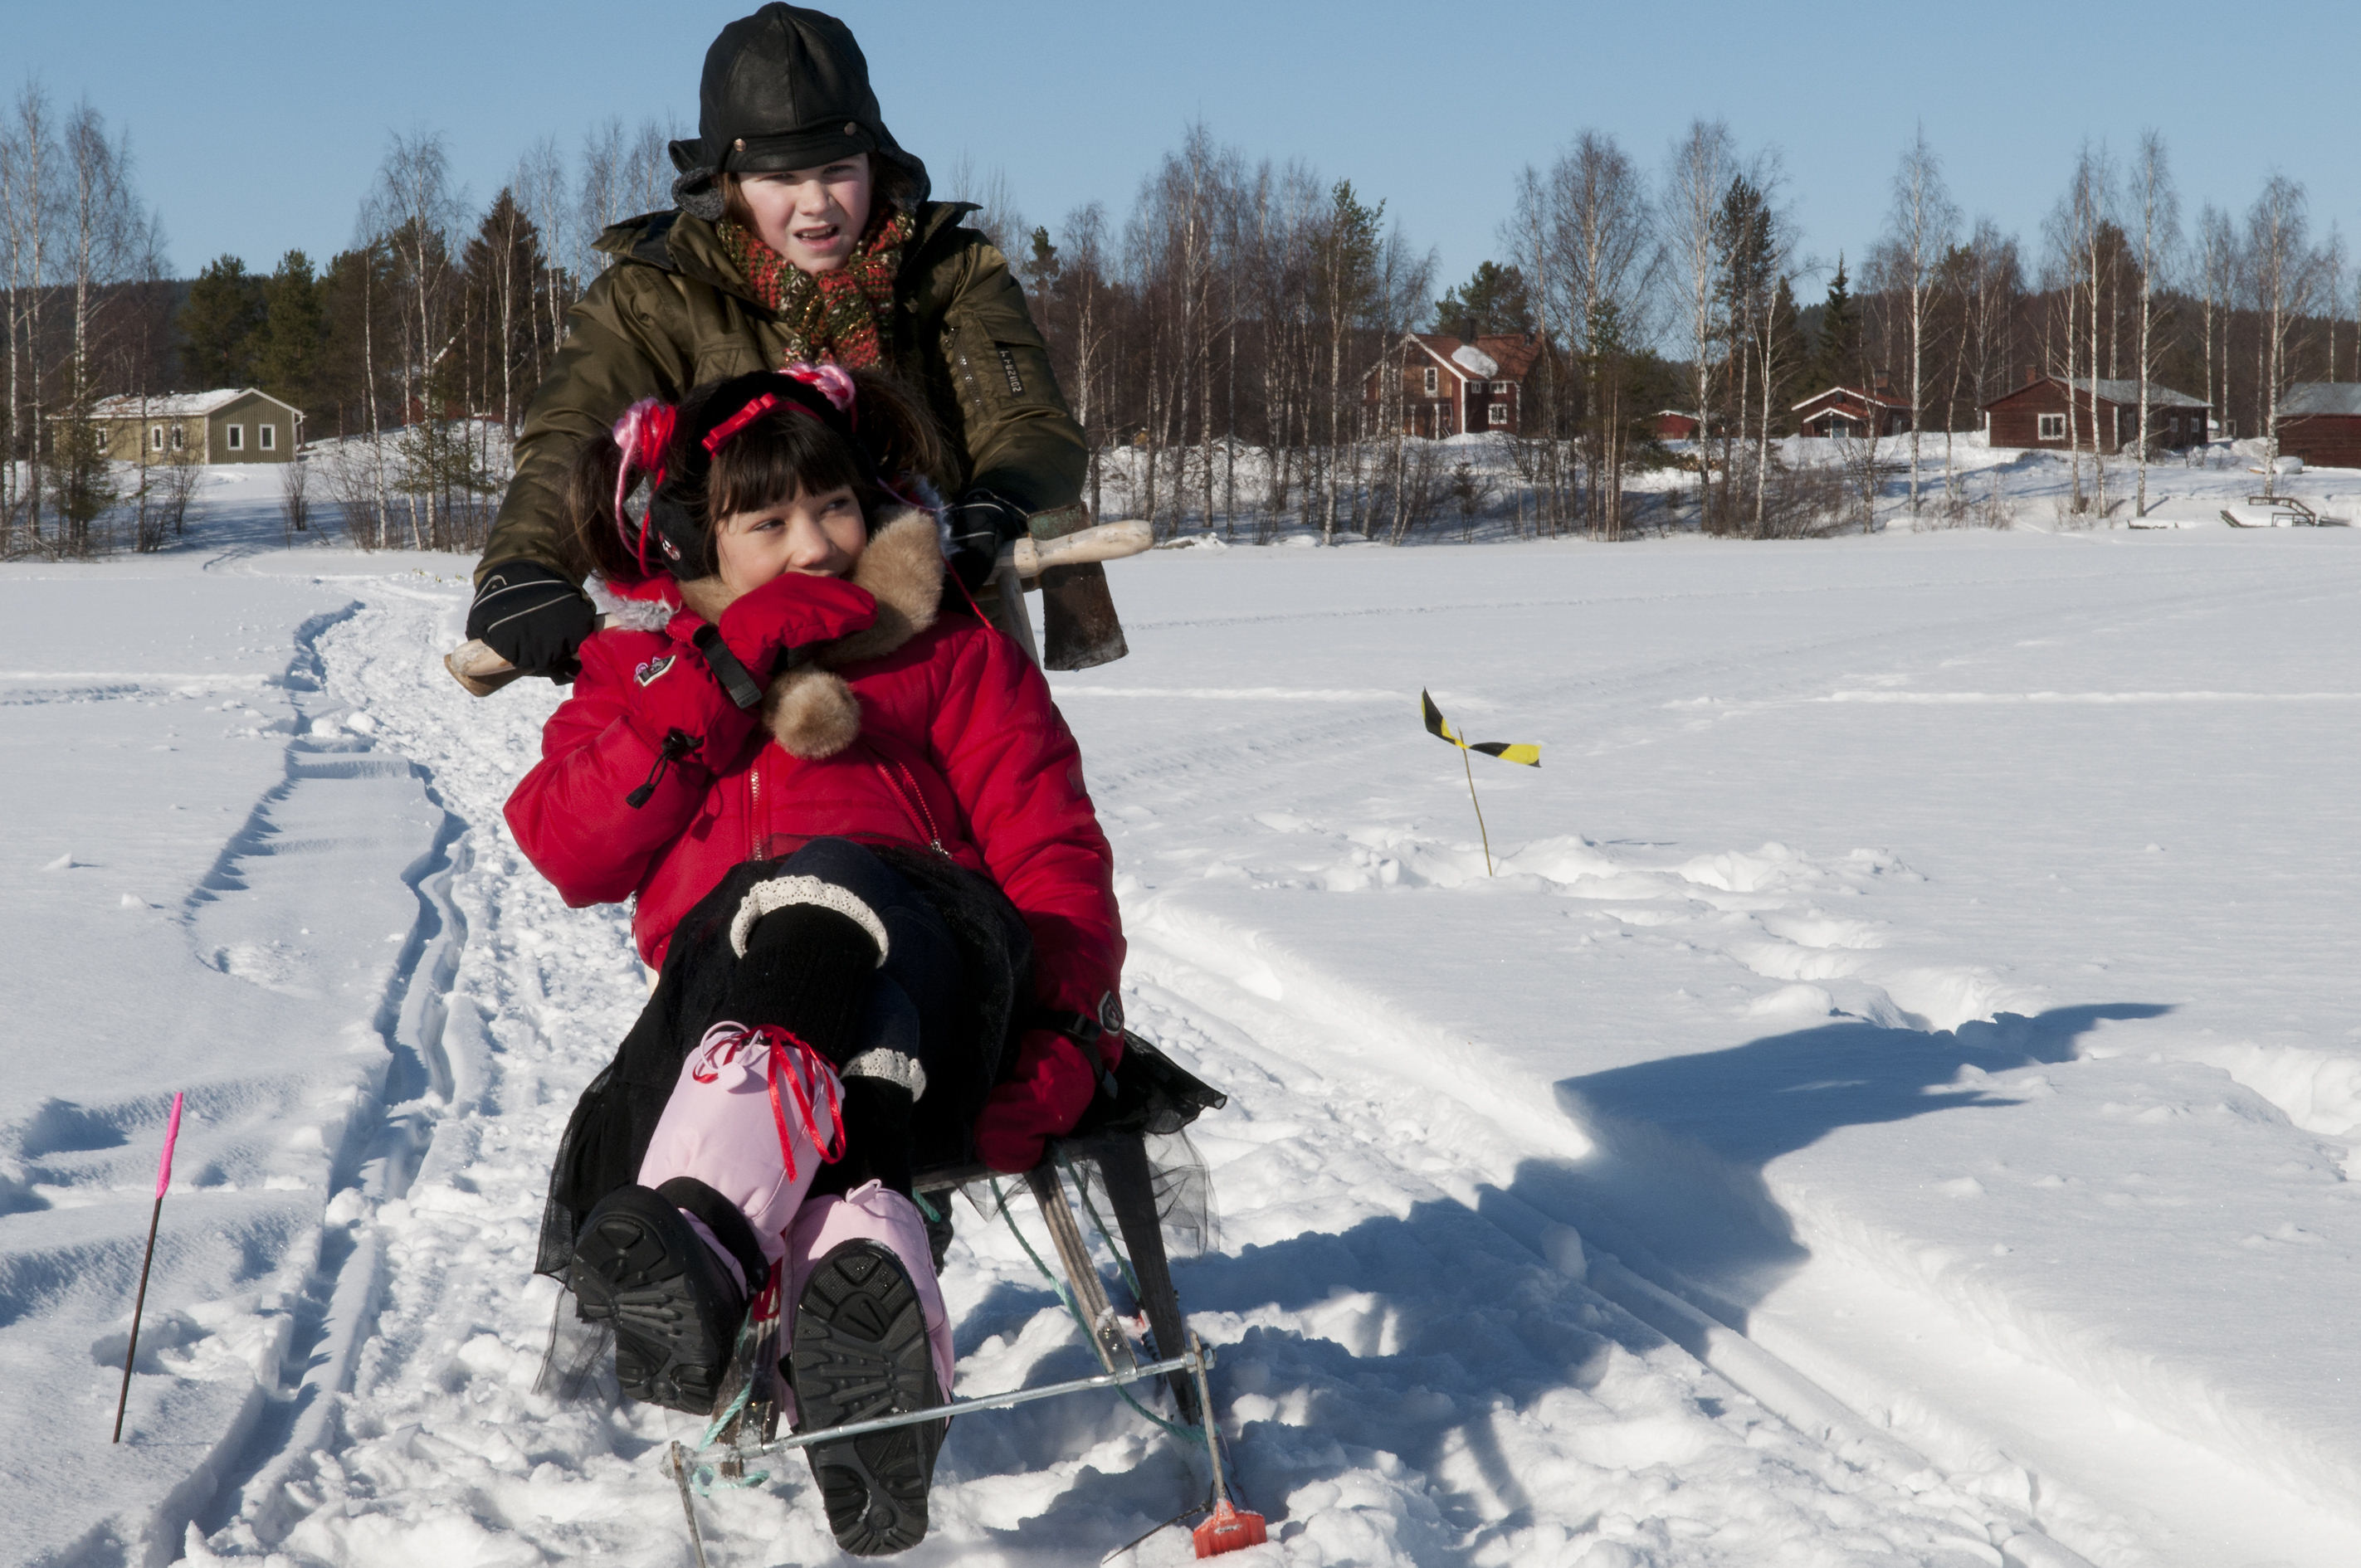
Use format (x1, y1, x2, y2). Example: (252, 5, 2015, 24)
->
(1187, 1337, 1267, 1558)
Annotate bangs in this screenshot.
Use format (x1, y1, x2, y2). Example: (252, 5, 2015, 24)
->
(705, 406, 877, 525)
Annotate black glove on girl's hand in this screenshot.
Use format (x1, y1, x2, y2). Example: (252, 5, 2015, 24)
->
(944, 489, 1030, 594)
(467, 561, 596, 679)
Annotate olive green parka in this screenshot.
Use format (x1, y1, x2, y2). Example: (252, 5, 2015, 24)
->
(476, 200, 1085, 583)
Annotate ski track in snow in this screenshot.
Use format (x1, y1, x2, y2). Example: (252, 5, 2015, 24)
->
(145, 586, 2047, 1568)
(13, 523, 2361, 1568)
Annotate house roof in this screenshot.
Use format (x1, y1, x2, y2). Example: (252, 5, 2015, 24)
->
(1474, 333, 1544, 380)
(2071, 377, 2207, 409)
(1792, 384, 1902, 414)
(1982, 376, 2207, 411)
(89, 387, 304, 419)
(1398, 332, 1546, 386)
(2280, 383, 2361, 417)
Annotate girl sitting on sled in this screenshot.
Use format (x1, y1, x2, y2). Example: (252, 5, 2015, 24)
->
(505, 362, 1124, 1556)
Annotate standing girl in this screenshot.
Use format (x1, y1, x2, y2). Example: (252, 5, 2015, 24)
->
(466, 3, 1128, 685)
(508, 363, 1124, 1556)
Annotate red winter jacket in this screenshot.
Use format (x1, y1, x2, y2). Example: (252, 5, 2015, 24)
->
(505, 511, 1124, 1162)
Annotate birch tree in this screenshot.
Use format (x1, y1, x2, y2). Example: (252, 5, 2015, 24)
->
(1664, 120, 1734, 532)
(2128, 132, 2178, 516)
(1, 84, 55, 548)
(2245, 174, 2320, 496)
(1880, 126, 1958, 518)
(2194, 202, 2235, 431)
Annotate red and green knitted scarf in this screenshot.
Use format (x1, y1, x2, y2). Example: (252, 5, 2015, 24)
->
(721, 205, 915, 369)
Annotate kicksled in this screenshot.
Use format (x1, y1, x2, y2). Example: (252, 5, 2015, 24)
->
(667, 1033, 1268, 1564)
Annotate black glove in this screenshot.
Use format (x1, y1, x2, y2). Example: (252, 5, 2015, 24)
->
(944, 489, 1030, 595)
(466, 561, 596, 679)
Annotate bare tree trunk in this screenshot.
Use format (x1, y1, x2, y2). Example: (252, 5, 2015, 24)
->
(2132, 133, 2177, 518)
(1666, 121, 1732, 534)
(1885, 128, 1956, 520)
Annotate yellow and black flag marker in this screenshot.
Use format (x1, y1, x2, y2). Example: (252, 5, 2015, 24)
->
(1421, 689, 1539, 876)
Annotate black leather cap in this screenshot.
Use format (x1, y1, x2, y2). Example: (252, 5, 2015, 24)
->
(668, 4, 929, 218)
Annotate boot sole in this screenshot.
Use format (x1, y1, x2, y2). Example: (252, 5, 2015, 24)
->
(570, 1186, 740, 1415)
(790, 1240, 944, 1556)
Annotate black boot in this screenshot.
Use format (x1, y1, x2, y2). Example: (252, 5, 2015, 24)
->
(569, 1181, 751, 1414)
(790, 1239, 944, 1556)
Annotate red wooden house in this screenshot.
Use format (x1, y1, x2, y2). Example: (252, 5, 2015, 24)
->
(1363, 331, 1549, 437)
(1981, 371, 2208, 454)
(1793, 382, 1911, 438)
(1653, 411, 1701, 441)
(2274, 384, 2361, 467)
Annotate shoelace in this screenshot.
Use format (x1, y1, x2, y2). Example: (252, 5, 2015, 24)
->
(690, 1020, 846, 1182)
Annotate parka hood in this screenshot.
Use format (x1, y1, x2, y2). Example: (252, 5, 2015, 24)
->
(667, 4, 929, 220)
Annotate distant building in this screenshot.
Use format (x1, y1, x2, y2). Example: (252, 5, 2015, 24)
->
(1653, 411, 1701, 441)
(85, 388, 304, 465)
(1363, 331, 1550, 438)
(1793, 382, 1912, 439)
(1981, 371, 2207, 455)
(2274, 384, 2361, 468)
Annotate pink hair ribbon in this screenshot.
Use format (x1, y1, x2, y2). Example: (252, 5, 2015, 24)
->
(783, 361, 859, 425)
(611, 399, 677, 577)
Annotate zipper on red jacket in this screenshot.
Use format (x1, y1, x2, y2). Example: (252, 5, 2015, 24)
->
(747, 765, 762, 859)
(870, 748, 949, 857)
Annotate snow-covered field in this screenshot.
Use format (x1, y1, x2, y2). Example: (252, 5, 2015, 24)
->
(7, 467, 2361, 1568)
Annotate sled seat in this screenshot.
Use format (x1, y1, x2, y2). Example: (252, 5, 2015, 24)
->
(913, 1028, 1225, 1424)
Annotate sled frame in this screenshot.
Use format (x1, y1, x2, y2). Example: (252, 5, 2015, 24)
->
(915, 1127, 1203, 1424)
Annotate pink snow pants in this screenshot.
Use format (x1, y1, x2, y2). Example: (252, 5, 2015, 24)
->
(637, 1033, 955, 1400)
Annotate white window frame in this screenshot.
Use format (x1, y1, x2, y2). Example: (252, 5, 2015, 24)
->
(169, 424, 185, 450)
(2037, 412, 2067, 441)
(227, 424, 243, 450)
(1487, 402, 1509, 427)
(259, 423, 275, 450)
(150, 425, 164, 451)
(1422, 366, 1439, 396)
(1491, 380, 1511, 393)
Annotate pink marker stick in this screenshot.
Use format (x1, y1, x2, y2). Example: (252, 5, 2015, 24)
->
(114, 1092, 183, 1443)
(155, 1093, 183, 1200)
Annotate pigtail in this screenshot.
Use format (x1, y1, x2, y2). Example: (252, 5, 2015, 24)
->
(561, 430, 642, 585)
(838, 366, 949, 502)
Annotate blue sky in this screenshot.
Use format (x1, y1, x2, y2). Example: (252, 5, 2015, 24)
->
(16, 1, 2361, 311)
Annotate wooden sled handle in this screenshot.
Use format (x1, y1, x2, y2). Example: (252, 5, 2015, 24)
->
(444, 519, 1154, 697)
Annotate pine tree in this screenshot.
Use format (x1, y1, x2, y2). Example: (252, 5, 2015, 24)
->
(1812, 256, 1861, 392)
(252, 251, 324, 409)
(1434, 261, 1534, 338)
(175, 256, 266, 388)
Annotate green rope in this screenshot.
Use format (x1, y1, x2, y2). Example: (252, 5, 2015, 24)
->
(990, 1175, 1195, 1446)
(1058, 1149, 1145, 1303)
(689, 1297, 776, 1491)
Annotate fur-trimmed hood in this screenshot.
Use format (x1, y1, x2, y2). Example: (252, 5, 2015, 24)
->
(590, 504, 946, 762)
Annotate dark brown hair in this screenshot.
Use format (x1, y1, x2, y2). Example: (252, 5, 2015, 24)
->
(562, 366, 946, 584)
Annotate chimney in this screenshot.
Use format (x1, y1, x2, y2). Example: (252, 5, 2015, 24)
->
(2024, 365, 2038, 387)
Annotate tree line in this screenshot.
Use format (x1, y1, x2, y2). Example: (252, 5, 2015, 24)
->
(7, 75, 2359, 556)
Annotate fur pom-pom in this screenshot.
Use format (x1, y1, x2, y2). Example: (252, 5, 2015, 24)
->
(765, 665, 862, 759)
(826, 509, 944, 667)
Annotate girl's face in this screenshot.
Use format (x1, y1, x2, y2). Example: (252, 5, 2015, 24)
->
(714, 485, 866, 596)
(737, 154, 873, 273)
